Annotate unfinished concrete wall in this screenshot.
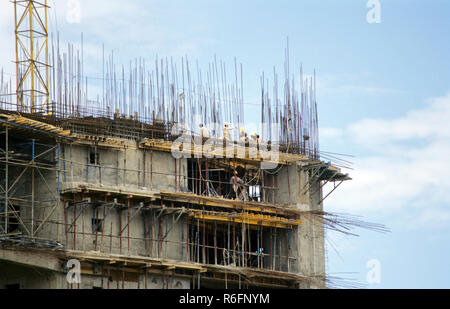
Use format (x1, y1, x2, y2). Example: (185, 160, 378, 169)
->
(158, 216, 188, 261)
(0, 262, 66, 289)
(58, 205, 188, 261)
(61, 141, 187, 194)
(272, 162, 326, 287)
(273, 163, 310, 208)
(19, 141, 189, 259)
(0, 249, 190, 289)
(76, 273, 190, 290)
(309, 181, 326, 282)
(295, 178, 326, 288)
(0, 261, 190, 289)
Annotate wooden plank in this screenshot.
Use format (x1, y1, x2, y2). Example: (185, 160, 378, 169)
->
(159, 191, 301, 217)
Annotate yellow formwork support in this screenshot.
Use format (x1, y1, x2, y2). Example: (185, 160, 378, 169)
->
(0, 113, 71, 137)
(192, 211, 302, 229)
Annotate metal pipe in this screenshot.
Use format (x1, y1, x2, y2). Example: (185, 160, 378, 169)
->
(31, 139, 35, 237)
(127, 198, 130, 254)
(214, 221, 217, 265)
(4, 127, 8, 234)
(73, 193, 76, 250)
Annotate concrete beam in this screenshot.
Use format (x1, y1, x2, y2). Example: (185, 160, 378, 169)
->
(0, 249, 62, 272)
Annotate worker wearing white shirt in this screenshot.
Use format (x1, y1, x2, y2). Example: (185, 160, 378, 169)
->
(223, 122, 234, 142)
(239, 127, 245, 140)
(240, 133, 249, 144)
(199, 124, 210, 139)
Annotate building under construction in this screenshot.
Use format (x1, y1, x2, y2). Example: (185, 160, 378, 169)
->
(0, 1, 385, 290)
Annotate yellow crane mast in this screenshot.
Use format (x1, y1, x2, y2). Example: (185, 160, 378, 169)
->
(14, 0, 50, 114)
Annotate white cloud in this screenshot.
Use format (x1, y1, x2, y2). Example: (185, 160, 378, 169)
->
(316, 73, 407, 97)
(325, 93, 450, 230)
(321, 127, 343, 139)
(348, 94, 450, 144)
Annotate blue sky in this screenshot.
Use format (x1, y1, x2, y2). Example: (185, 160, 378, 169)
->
(1, 0, 449, 288)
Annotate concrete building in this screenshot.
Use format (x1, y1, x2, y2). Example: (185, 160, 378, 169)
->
(0, 112, 349, 289)
(0, 0, 376, 290)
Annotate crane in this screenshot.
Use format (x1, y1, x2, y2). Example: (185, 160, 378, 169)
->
(14, 0, 50, 114)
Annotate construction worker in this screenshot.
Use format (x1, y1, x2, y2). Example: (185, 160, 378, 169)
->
(199, 124, 210, 140)
(223, 122, 234, 142)
(239, 127, 245, 140)
(256, 134, 263, 151)
(250, 133, 258, 144)
(239, 128, 248, 145)
(230, 171, 248, 201)
(249, 133, 259, 157)
(256, 134, 262, 145)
